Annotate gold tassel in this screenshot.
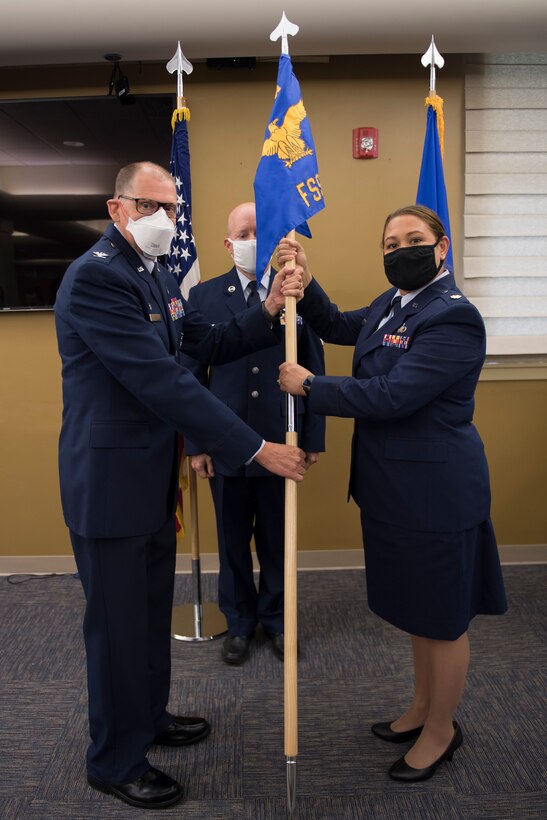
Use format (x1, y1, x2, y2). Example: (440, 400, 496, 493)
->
(171, 107, 191, 131)
(175, 447, 188, 539)
(425, 94, 444, 161)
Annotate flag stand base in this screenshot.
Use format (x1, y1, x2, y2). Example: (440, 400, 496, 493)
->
(171, 602, 228, 642)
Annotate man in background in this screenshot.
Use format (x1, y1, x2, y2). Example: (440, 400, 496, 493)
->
(180, 202, 325, 666)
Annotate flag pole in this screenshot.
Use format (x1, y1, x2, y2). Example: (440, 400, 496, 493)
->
(420, 35, 445, 156)
(167, 41, 227, 642)
(171, 459, 228, 642)
(269, 14, 301, 815)
(283, 232, 299, 816)
(256, 16, 324, 810)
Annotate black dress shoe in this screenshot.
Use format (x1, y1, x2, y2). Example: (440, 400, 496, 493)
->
(388, 722, 463, 782)
(88, 765, 184, 809)
(371, 721, 424, 743)
(154, 715, 211, 746)
(222, 634, 252, 665)
(266, 631, 284, 660)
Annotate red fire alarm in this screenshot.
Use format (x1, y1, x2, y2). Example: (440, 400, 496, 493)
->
(353, 127, 379, 159)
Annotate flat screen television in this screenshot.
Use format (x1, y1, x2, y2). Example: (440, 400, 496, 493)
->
(0, 94, 174, 311)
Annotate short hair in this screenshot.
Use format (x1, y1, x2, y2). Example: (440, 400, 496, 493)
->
(381, 205, 446, 247)
(114, 162, 174, 196)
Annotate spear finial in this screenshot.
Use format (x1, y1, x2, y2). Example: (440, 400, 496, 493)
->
(421, 36, 444, 94)
(166, 41, 193, 103)
(270, 11, 299, 56)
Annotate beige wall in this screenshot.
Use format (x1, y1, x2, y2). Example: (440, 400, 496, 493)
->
(1, 56, 545, 556)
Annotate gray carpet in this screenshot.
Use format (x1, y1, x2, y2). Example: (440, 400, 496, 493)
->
(0, 566, 545, 819)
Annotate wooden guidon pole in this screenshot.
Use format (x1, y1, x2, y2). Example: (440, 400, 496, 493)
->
(283, 230, 298, 814)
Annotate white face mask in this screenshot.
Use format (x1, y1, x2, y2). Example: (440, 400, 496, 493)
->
(126, 208, 176, 258)
(230, 239, 257, 275)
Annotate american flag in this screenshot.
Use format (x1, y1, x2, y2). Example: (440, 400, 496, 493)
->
(166, 109, 200, 537)
(166, 112, 200, 299)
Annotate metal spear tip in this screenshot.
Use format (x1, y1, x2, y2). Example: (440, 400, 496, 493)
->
(420, 35, 444, 93)
(421, 35, 444, 70)
(270, 11, 299, 55)
(166, 40, 193, 75)
(286, 756, 296, 815)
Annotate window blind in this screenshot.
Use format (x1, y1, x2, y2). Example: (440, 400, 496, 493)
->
(464, 54, 547, 355)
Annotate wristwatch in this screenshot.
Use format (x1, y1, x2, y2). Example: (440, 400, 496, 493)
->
(302, 375, 315, 396)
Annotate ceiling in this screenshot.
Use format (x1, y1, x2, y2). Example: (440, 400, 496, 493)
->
(1, 1, 547, 68)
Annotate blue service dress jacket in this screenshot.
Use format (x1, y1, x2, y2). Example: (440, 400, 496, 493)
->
(54, 225, 281, 539)
(296, 274, 492, 533)
(178, 266, 326, 476)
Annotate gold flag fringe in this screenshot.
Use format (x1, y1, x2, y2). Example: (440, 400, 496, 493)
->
(425, 94, 444, 161)
(175, 449, 188, 538)
(171, 107, 191, 131)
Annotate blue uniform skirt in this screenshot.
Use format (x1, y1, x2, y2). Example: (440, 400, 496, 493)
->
(360, 514, 507, 641)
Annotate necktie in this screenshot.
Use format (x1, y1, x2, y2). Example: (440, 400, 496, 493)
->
(388, 296, 403, 318)
(377, 294, 403, 331)
(246, 281, 261, 307)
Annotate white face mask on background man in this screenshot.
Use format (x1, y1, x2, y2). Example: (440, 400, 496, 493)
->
(126, 208, 176, 258)
(230, 239, 257, 276)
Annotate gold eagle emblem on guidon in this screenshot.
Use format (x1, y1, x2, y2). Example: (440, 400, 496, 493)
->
(261, 99, 313, 168)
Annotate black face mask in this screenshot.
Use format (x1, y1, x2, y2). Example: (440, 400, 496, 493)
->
(383, 240, 444, 291)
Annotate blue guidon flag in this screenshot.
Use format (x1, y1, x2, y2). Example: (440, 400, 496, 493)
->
(254, 53, 325, 285)
(416, 95, 454, 272)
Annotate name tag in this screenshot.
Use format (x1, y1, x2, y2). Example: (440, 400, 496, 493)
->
(383, 333, 410, 349)
(149, 313, 162, 322)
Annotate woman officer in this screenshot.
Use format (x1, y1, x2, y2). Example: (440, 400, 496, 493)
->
(277, 205, 507, 782)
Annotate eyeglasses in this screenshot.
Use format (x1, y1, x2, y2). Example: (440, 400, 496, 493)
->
(118, 195, 177, 217)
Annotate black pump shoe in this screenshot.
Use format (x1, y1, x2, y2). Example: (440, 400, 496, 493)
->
(388, 722, 463, 782)
(371, 721, 424, 744)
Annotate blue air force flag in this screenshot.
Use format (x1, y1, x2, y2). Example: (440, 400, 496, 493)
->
(166, 113, 200, 299)
(416, 97, 454, 272)
(254, 54, 325, 284)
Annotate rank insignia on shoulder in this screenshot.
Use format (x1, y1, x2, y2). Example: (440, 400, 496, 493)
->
(450, 294, 463, 299)
(168, 296, 185, 321)
(92, 251, 109, 258)
(383, 333, 410, 350)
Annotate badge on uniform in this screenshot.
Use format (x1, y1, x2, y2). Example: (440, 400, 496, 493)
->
(168, 296, 185, 321)
(92, 251, 109, 258)
(450, 294, 462, 299)
(383, 333, 410, 349)
(279, 308, 303, 326)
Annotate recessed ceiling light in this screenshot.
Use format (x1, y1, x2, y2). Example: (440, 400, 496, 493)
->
(63, 140, 85, 148)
